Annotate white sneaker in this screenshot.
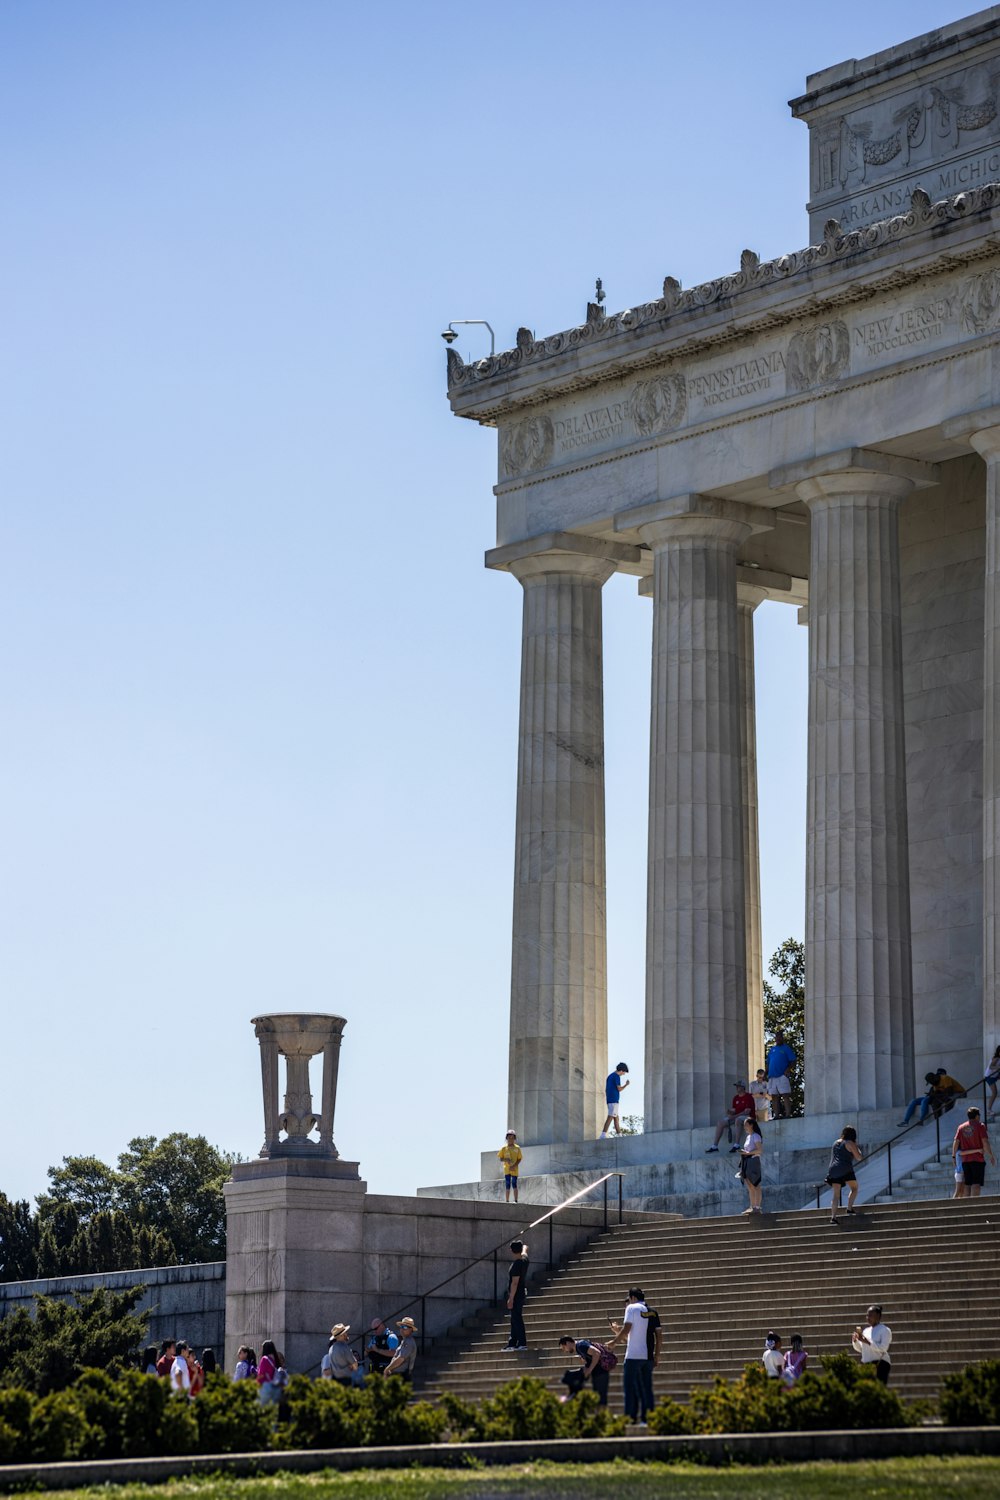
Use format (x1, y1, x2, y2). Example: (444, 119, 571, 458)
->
(599, 1132, 607, 1139)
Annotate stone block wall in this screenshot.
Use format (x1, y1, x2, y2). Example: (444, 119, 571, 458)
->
(900, 453, 986, 1088)
(0, 1263, 226, 1360)
(224, 1169, 629, 1377)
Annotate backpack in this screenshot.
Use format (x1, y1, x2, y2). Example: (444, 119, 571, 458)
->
(590, 1339, 618, 1372)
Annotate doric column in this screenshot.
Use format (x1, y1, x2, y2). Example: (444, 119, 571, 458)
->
(772, 449, 935, 1114)
(619, 495, 771, 1131)
(487, 533, 638, 1144)
(737, 583, 766, 1079)
(943, 408, 1000, 1047)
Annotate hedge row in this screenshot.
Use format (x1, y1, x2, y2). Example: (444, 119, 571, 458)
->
(0, 1358, 996, 1464)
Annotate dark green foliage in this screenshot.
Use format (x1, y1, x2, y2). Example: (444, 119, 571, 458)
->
(0, 1388, 35, 1462)
(940, 1359, 1000, 1425)
(282, 1374, 446, 1449)
(0, 1195, 39, 1282)
(0, 1286, 148, 1394)
(644, 1394, 692, 1435)
(763, 937, 805, 1116)
(2, 1132, 236, 1281)
(280, 1375, 366, 1448)
(37, 1156, 120, 1219)
(648, 1356, 916, 1435)
(29, 1388, 101, 1462)
(115, 1134, 236, 1264)
(192, 1373, 274, 1453)
(440, 1376, 625, 1441)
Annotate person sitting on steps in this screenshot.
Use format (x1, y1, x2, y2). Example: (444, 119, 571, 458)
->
(706, 1080, 756, 1152)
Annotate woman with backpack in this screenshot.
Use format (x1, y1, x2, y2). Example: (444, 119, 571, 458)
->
(557, 1334, 616, 1405)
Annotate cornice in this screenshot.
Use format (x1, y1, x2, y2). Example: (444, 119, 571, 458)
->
(446, 183, 1000, 425)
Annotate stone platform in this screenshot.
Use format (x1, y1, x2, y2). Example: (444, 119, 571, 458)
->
(418, 1108, 908, 1217)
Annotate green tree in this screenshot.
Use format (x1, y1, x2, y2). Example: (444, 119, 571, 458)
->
(0, 1195, 39, 1282)
(0, 1287, 148, 1395)
(116, 1134, 236, 1263)
(36, 1157, 120, 1220)
(763, 937, 805, 1116)
(4, 1132, 234, 1280)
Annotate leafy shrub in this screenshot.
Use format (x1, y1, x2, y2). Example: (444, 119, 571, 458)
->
(29, 1389, 100, 1462)
(442, 1376, 624, 1442)
(356, 1375, 446, 1446)
(555, 1388, 626, 1438)
(0, 1286, 148, 1395)
(281, 1376, 367, 1449)
(118, 1371, 175, 1457)
(193, 1373, 274, 1453)
(687, 1366, 783, 1433)
(940, 1359, 1000, 1426)
(646, 1395, 695, 1436)
(0, 1388, 35, 1462)
(654, 1355, 917, 1436)
(282, 1375, 445, 1449)
(157, 1392, 199, 1454)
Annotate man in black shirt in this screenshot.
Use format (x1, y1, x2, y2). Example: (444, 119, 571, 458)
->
(502, 1239, 528, 1351)
(639, 1300, 662, 1416)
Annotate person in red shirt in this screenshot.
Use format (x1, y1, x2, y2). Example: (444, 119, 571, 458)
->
(706, 1081, 756, 1152)
(952, 1106, 996, 1198)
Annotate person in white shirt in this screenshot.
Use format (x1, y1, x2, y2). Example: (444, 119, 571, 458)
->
(749, 1069, 770, 1122)
(739, 1117, 764, 1214)
(761, 1331, 783, 1378)
(851, 1304, 892, 1384)
(169, 1340, 192, 1395)
(610, 1285, 652, 1426)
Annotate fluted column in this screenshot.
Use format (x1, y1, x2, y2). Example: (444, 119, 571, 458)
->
(943, 408, 1000, 1048)
(628, 498, 769, 1131)
(505, 550, 615, 1144)
(737, 583, 765, 1078)
(786, 454, 929, 1113)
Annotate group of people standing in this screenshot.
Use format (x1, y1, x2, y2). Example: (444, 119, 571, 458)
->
(555, 1291, 892, 1423)
(141, 1339, 218, 1396)
(558, 1286, 661, 1425)
(319, 1316, 418, 1383)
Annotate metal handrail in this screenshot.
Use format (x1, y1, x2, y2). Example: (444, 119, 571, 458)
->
(355, 1171, 627, 1358)
(812, 1067, 995, 1208)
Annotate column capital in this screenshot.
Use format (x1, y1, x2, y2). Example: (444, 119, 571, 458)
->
(942, 405, 1000, 460)
(486, 531, 641, 577)
(614, 493, 775, 549)
(769, 447, 939, 498)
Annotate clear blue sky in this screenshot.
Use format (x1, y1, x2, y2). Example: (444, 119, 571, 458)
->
(0, 0, 959, 1205)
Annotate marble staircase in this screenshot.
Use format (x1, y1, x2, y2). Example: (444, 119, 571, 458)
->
(413, 1198, 1000, 1409)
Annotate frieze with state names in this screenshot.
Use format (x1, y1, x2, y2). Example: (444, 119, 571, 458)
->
(496, 262, 1000, 480)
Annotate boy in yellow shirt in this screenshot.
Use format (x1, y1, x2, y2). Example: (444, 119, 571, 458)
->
(497, 1130, 523, 1203)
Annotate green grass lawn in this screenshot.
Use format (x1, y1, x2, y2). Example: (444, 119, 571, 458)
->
(8, 1458, 1000, 1500)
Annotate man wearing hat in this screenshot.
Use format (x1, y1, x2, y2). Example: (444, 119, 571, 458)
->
(320, 1324, 363, 1386)
(497, 1130, 523, 1203)
(705, 1080, 757, 1152)
(384, 1316, 418, 1380)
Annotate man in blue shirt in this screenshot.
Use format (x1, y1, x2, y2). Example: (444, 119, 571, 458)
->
(600, 1062, 630, 1138)
(766, 1030, 797, 1118)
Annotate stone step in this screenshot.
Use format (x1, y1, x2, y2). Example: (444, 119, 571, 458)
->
(414, 1195, 999, 1409)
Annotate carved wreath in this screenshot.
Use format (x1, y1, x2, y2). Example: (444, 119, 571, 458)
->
(785, 321, 850, 392)
(500, 415, 555, 477)
(631, 374, 687, 437)
(961, 268, 1000, 336)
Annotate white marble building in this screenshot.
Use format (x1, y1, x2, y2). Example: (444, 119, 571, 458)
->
(444, 9, 1000, 1167)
